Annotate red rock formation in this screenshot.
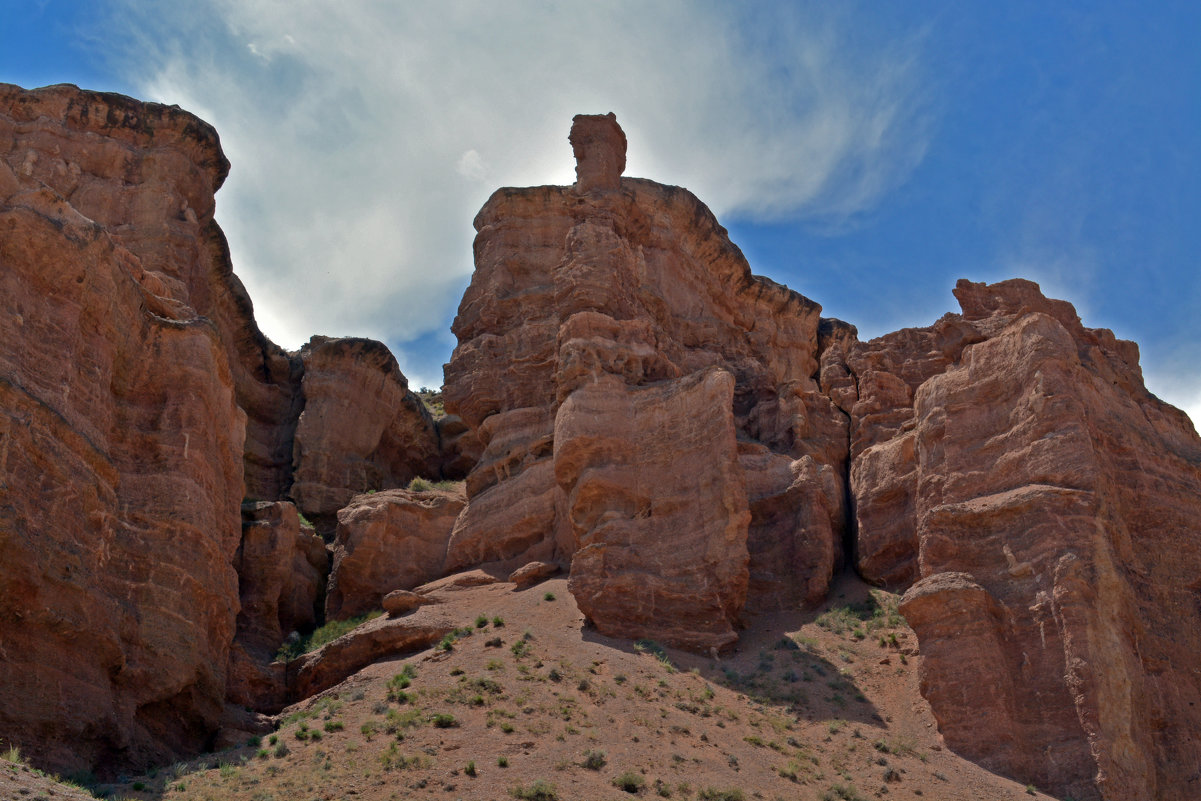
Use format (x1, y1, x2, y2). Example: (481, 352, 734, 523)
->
(226, 501, 327, 711)
(443, 113, 848, 648)
(325, 486, 466, 620)
(558, 369, 750, 650)
(0, 84, 244, 774)
(0, 82, 448, 774)
(291, 337, 441, 532)
(848, 279, 1201, 801)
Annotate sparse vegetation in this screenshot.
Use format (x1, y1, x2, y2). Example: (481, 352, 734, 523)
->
(612, 770, 646, 793)
(407, 476, 463, 492)
(820, 784, 869, 801)
(275, 611, 382, 660)
(698, 788, 745, 801)
(416, 387, 445, 417)
(509, 780, 558, 800)
(582, 749, 607, 770)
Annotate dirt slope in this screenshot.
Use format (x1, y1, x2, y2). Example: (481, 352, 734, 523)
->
(85, 573, 1060, 801)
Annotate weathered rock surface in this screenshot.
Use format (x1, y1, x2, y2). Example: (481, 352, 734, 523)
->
(867, 280, 1201, 801)
(559, 369, 750, 650)
(444, 113, 849, 648)
(508, 561, 561, 588)
(287, 610, 454, 702)
(0, 83, 244, 775)
(382, 589, 438, 616)
(0, 82, 449, 775)
(325, 487, 466, 620)
(226, 501, 328, 710)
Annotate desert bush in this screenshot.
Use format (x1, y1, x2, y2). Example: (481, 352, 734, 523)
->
(612, 771, 646, 793)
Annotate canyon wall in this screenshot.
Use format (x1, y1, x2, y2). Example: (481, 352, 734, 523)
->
(4, 85, 1200, 800)
(843, 280, 1201, 801)
(0, 84, 245, 773)
(0, 83, 449, 775)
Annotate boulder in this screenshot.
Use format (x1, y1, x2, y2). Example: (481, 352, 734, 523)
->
(382, 589, 438, 616)
(508, 561, 561, 588)
(325, 487, 466, 619)
(558, 369, 750, 651)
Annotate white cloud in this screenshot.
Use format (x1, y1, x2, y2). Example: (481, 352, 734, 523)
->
(456, 150, 488, 183)
(104, 1, 932, 387)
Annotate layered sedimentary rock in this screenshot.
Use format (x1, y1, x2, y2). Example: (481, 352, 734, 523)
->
(0, 84, 244, 774)
(558, 369, 750, 649)
(0, 82, 448, 774)
(226, 501, 327, 710)
(444, 113, 848, 648)
(290, 337, 441, 532)
(840, 279, 1201, 801)
(325, 486, 467, 620)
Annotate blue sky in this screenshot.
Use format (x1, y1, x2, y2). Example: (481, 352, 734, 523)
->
(4, 1, 1198, 425)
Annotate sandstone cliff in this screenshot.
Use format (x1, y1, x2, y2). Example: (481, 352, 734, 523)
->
(5, 85, 1200, 801)
(0, 84, 245, 773)
(443, 113, 848, 650)
(846, 280, 1201, 801)
(0, 83, 451, 775)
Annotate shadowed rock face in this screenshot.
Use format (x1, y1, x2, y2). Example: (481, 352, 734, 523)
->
(444, 114, 849, 649)
(290, 336, 441, 533)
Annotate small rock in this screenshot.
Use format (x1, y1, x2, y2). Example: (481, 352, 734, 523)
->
(508, 561, 560, 588)
(382, 590, 437, 616)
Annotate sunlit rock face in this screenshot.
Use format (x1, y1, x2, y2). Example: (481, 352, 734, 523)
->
(841, 279, 1201, 801)
(444, 113, 849, 650)
(0, 83, 245, 775)
(0, 82, 446, 776)
(325, 486, 467, 620)
(290, 336, 441, 534)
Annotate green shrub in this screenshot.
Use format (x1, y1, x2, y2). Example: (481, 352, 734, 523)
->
(820, 784, 868, 801)
(431, 713, 459, 728)
(612, 771, 646, 793)
(698, 788, 745, 801)
(581, 749, 606, 770)
(275, 611, 382, 660)
(509, 780, 557, 800)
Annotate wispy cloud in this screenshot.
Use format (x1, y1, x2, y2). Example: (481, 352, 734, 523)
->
(101, 1, 932, 386)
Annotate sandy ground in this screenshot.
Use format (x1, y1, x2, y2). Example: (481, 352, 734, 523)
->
(22, 572, 1061, 801)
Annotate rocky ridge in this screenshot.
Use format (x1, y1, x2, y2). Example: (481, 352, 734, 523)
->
(2, 85, 1200, 801)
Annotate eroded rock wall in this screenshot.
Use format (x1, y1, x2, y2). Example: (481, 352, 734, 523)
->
(326, 486, 467, 620)
(444, 113, 848, 648)
(0, 84, 244, 774)
(0, 82, 447, 775)
(839, 279, 1201, 800)
(291, 337, 441, 533)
